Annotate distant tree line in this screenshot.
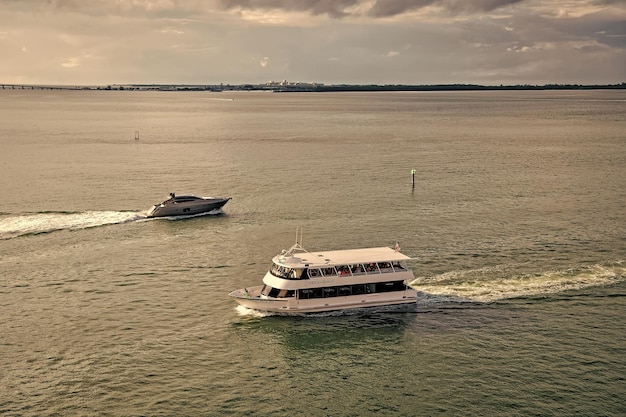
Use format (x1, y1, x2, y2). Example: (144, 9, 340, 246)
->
(286, 83, 626, 92)
(2, 82, 625, 92)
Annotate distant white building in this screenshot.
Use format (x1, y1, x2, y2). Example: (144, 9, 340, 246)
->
(265, 80, 324, 88)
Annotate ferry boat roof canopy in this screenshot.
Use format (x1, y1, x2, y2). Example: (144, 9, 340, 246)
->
(275, 247, 410, 268)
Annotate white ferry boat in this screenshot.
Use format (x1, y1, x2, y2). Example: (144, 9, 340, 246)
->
(229, 238, 417, 313)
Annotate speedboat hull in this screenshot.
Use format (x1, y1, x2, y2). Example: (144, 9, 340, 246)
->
(147, 194, 231, 218)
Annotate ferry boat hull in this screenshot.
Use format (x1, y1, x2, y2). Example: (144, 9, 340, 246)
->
(229, 286, 417, 313)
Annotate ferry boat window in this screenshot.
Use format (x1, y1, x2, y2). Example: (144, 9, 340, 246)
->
(297, 281, 408, 299)
(299, 288, 334, 299)
(298, 289, 313, 299)
(376, 281, 406, 293)
(323, 287, 337, 297)
(270, 263, 302, 279)
(299, 288, 323, 299)
(391, 262, 405, 270)
(270, 263, 292, 279)
(323, 267, 337, 277)
(261, 285, 293, 298)
(378, 262, 392, 272)
(311, 288, 323, 298)
(350, 264, 365, 275)
(353, 284, 367, 295)
(268, 287, 281, 298)
(338, 286, 352, 296)
(308, 268, 322, 278)
(278, 289, 295, 298)
(337, 266, 350, 276)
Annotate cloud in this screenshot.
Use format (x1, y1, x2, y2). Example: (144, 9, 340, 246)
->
(161, 28, 185, 34)
(218, 0, 362, 18)
(0, 0, 624, 85)
(9, 0, 624, 23)
(217, 0, 526, 18)
(61, 56, 80, 68)
(37, 0, 202, 16)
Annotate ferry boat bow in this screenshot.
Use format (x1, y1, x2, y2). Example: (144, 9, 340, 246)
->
(229, 241, 417, 313)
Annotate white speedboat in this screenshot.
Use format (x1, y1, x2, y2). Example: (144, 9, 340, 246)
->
(229, 238, 417, 313)
(147, 193, 231, 218)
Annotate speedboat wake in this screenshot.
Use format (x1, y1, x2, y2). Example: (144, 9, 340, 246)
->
(0, 211, 145, 239)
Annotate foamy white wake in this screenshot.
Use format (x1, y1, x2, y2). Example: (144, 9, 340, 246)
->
(235, 305, 275, 318)
(410, 262, 625, 304)
(0, 211, 145, 239)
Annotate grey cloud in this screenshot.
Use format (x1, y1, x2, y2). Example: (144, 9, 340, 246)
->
(19, 0, 620, 22)
(18, 0, 206, 18)
(369, 0, 525, 17)
(217, 0, 526, 18)
(594, 0, 625, 5)
(218, 0, 362, 18)
(567, 11, 626, 49)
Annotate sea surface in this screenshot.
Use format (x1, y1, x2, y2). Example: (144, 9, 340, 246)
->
(1, 89, 625, 416)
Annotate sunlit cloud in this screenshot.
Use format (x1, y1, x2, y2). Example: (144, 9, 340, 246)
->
(161, 28, 184, 35)
(61, 56, 80, 68)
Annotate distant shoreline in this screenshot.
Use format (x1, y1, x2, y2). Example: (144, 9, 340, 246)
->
(2, 83, 625, 92)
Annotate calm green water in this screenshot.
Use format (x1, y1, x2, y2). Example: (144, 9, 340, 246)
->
(1, 89, 625, 416)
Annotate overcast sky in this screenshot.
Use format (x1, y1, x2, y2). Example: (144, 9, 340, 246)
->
(1, 0, 624, 86)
